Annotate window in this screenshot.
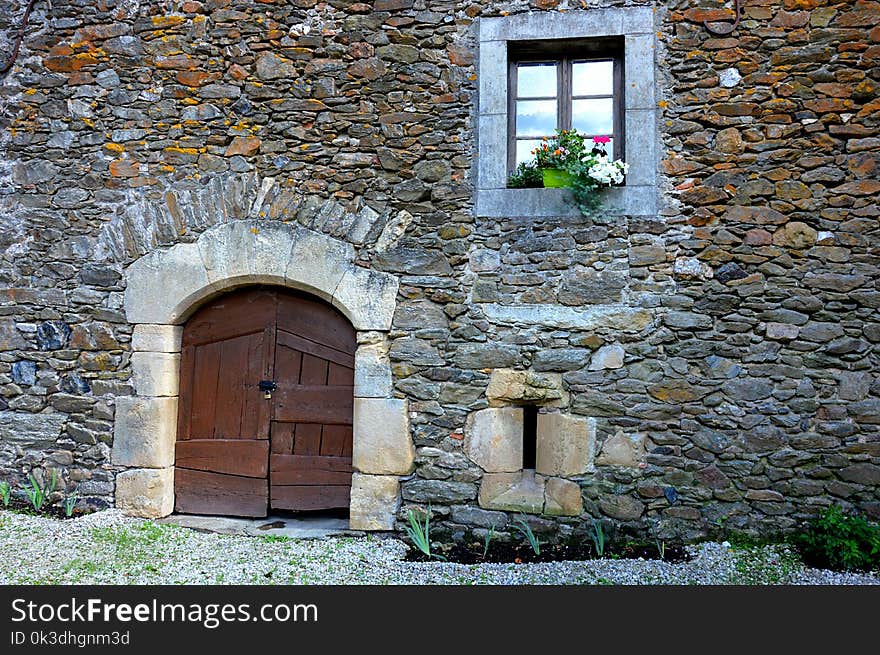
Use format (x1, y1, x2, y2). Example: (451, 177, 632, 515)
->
(509, 39, 624, 170)
(522, 405, 538, 470)
(476, 7, 657, 218)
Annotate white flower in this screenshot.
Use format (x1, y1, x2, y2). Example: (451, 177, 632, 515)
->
(587, 157, 628, 187)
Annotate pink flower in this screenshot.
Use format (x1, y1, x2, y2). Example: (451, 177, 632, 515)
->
(593, 135, 611, 144)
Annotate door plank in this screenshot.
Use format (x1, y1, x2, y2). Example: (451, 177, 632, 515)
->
(292, 423, 322, 456)
(270, 421, 295, 455)
(276, 294, 356, 354)
(176, 345, 195, 441)
(300, 353, 328, 385)
(175, 468, 268, 517)
(189, 340, 221, 439)
(276, 330, 354, 369)
(327, 361, 354, 385)
(320, 425, 351, 457)
(241, 330, 268, 438)
(176, 439, 269, 478)
(212, 334, 251, 438)
(183, 289, 276, 347)
(270, 484, 350, 511)
(274, 386, 353, 424)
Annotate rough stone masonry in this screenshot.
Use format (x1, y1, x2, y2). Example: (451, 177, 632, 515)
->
(0, 0, 877, 544)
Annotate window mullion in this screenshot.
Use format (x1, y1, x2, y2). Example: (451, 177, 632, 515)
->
(560, 59, 571, 131)
(508, 60, 518, 173)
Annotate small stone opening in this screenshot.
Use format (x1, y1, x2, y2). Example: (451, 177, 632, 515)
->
(522, 405, 538, 470)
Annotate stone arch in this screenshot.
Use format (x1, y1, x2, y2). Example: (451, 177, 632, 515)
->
(113, 220, 412, 530)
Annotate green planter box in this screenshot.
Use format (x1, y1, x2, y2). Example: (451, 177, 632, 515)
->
(541, 168, 573, 188)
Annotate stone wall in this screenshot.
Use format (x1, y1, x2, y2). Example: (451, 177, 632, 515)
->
(0, 0, 877, 542)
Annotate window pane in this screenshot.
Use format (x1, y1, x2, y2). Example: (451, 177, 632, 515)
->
(572, 98, 613, 137)
(517, 63, 557, 98)
(572, 60, 613, 96)
(516, 99, 557, 137)
(516, 139, 543, 166)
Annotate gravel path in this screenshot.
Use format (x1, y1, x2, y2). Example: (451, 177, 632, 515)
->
(1, 510, 877, 585)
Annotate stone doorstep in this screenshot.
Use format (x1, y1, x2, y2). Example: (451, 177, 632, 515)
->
(157, 513, 364, 539)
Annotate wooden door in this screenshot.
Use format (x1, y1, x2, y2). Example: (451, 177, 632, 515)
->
(270, 294, 355, 511)
(174, 287, 355, 517)
(175, 289, 275, 517)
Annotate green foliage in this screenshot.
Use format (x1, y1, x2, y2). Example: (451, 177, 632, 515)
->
(530, 129, 588, 169)
(25, 471, 57, 512)
(506, 129, 627, 218)
(481, 526, 496, 559)
(793, 505, 880, 572)
(506, 160, 542, 188)
(729, 545, 801, 585)
(0, 481, 10, 508)
(590, 519, 606, 558)
(405, 506, 445, 561)
(62, 493, 78, 518)
(512, 515, 541, 556)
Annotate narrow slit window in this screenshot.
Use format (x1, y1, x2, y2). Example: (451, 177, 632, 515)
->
(522, 405, 538, 470)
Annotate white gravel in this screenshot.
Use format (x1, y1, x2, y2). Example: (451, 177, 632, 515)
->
(1, 510, 877, 585)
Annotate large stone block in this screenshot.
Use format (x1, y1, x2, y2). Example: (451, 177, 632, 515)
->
(402, 480, 478, 504)
(198, 219, 297, 288)
(131, 352, 180, 397)
(536, 413, 596, 477)
(352, 398, 414, 475)
(332, 265, 399, 331)
(596, 430, 648, 467)
(285, 225, 356, 303)
(112, 396, 177, 468)
(544, 477, 583, 516)
(486, 369, 568, 407)
(124, 242, 209, 324)
(349, 473, 399, 530)
(0, 411, 66, 448)
(478, 471, 545, 514)
(115, 467, 174, 518)
(481, 303, 655, 332)
(354, 340, 392, 398)
(131, 324, 182, 353)
(464, 407, 523, 473)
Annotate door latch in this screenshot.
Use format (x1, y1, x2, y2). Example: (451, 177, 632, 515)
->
(259, 380, 277, 399)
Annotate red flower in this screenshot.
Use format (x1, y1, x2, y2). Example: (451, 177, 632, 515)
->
(593, 135, 611, 144)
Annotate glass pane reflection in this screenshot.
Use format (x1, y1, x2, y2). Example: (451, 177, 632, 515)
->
(517, 63, 557, 98)
(572, 61, 613, 96)
(516, 99, 557, 137)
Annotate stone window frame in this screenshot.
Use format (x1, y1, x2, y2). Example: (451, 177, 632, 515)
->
(112, 219, 412, 531)
(464, 405, 596, 517)
(475, 7, 658, 218)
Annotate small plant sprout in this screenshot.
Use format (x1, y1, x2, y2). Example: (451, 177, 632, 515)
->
(25, 470, 57, 512)
(481, 526, 496, 559)
(655, 539, 666, 561)
(405, 505, 445, 561)
(513, 515, 541, 556)
(63, 493, 78, 518)
(0, 481, 10, 508)
(590, 519, 606, 558)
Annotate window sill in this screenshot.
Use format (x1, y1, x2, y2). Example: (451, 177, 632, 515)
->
(474, 185, 657, 218)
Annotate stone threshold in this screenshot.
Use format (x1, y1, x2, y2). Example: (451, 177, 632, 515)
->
(157, 513, 362, 540)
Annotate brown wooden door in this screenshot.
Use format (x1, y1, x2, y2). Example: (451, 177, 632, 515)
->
(174, 288, 355, 517)
(270, 294, 355, 511)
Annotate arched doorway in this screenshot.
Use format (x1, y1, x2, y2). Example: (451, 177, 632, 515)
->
(174, 287, 356, 517)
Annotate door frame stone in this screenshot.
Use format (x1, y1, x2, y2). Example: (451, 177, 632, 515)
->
(113, 220, 412, 530)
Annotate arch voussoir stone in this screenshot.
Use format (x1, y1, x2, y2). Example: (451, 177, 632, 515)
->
(116, 219, 404, 528)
